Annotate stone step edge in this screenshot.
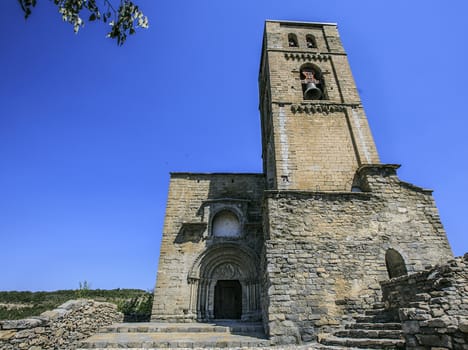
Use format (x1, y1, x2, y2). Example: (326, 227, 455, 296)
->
(77, 348, 371, 350)
(99, 326, 265, 334)
(78, 340, 271, 349)
(346, 322, 401, 330)
(77, 346, 375, 350)
(334, 329, 402, 340)
(77, 344, 376, 350)
(320, 335, 405, 348)
(364, 308, 386, 315)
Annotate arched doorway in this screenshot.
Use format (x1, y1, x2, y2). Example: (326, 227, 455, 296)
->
(385, 249, 408, 278)
(214, 280, 242, 319)
(187, 244, 261, 321)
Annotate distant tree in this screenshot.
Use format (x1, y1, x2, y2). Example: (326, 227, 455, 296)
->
(76, 280, 91, 298)
(18, 0, 149, 45)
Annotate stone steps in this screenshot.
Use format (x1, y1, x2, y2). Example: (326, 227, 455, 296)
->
(346, 322, 401, 330)
(99, 321, 265, 335)
(354, 314, 394, 323)
(363, 308, 385, 316)
(334, 329, 402, 339)
(77, 321, 269, 349)
(318, 303, 404, 350)
(319, 336, 405, 349)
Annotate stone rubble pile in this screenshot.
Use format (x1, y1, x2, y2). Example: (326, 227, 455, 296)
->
(381, 254, 468, 350)
(0, 299, 123, 350)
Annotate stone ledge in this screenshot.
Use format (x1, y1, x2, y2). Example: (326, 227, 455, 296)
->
(264, 190, 374, 201)
(284, 52, 330, 61)
(357, 164, 434, 194)
(170, 172, 264, 177)
(1, 317, 46, 330)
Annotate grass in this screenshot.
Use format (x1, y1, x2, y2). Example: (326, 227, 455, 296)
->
(0, 289, 152, 321)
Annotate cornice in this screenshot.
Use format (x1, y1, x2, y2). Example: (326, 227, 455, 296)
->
(290, 103, 360, 114)
(284, 52, 330, 62)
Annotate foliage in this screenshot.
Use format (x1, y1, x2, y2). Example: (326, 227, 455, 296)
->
(0, 288, 151, 320)
(117, 292, 153, 321)
(17, 0, 149, 45)
(75, 280, 91, 298)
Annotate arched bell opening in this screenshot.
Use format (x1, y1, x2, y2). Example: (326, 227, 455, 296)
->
(187, 244, 261, 322)
(306, 34, 317, 48)
(288, 33, 298, 47)
(385, 248, 408, 279)
(300, 63, 325, 100)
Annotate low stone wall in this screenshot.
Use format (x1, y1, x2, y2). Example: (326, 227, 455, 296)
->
(381, 255, 468, 350)
(0, 299, 123, 350)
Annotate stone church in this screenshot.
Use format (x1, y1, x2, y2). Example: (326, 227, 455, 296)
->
(151, 20, 453, 344)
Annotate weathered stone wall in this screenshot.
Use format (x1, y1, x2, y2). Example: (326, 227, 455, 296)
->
(267, 105, 361, 191)
(262, 165, 453, 344)
(0, 299, 122, 350)
(151, 173, 265, 322)
(381, 255, 468, 350)
(259, 21, 380, 192)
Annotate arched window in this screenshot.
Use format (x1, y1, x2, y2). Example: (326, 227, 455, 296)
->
(288, 33, 298, 47)
(212, 210, 241, 238)
(306, 34, 317, 48)
(385, 249, 408, 279)
(300, 64, 324, 100)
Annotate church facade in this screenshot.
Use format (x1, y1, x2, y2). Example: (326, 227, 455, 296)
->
(151, 20, 453, 344)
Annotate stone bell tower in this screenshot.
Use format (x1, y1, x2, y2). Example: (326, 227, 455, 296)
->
(259, 20, 379, 191)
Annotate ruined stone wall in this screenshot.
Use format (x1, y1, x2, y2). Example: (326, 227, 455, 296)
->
(0, 299, 122, 350)
(262, 165, 453, 344)
(381, 255, 468, 350)
(151, 173, 265, 322)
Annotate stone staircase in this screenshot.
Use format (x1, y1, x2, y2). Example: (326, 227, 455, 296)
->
(319, 303, 405, 349)
(78, 305, 406, 349)
(77, 321, 270, 349)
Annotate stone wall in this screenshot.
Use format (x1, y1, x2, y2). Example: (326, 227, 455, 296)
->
(262, 165, 453, 345)
(381, 255, 468, 350)
(151, 173, 265, 322)
(0, 299, 122, 350)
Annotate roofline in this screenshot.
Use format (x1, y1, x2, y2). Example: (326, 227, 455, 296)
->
(170, 172, 264, 176)
(265, 19, 337, 26)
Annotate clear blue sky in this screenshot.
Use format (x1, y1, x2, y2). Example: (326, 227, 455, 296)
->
(1, 1, 467, 291)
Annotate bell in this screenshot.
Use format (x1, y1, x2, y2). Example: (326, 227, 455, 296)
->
(304, 82, 322, 100)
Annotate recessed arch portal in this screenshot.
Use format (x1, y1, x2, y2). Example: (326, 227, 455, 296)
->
(187, 244, 261, 321)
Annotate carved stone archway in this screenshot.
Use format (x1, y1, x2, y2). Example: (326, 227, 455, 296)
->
(187, 243, 261, 321)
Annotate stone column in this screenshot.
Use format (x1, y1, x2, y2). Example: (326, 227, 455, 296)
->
(188, 278, 199, 318)
(197, 278, 207, 320)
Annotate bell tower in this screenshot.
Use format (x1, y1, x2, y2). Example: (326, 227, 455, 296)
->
(259, 20, 380, 191)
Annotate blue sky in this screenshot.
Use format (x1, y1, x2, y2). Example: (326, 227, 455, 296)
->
(0, 0, 467, 291)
